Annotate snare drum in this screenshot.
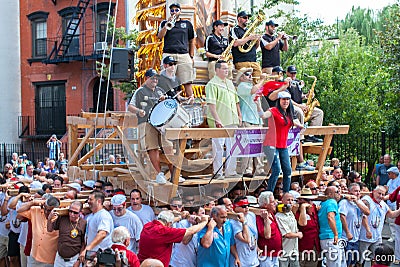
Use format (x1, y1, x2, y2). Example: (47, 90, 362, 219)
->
(182, 103, 205, 127)
(148, 99, 190, 132)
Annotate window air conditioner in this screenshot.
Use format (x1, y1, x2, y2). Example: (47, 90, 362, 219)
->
(94, 41, 108, 52)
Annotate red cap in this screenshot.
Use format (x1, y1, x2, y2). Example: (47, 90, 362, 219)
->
(233, 199, 249, 208)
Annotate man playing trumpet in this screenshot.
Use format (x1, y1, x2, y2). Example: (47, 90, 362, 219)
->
(261, 20, 288, 74)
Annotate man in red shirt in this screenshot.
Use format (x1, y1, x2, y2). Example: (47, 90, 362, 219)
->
(256, 191, 282, 267)
(138, 210, 208, 267)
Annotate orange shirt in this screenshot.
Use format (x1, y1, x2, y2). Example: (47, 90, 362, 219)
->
(20, 206, 59, 264)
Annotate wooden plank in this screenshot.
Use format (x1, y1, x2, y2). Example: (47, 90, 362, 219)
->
(304, 125, 349, 136)
(68, 126, 95, 167)
(164, 127, 269, 140)
(315, 134, 334, 184)
(68, 124, 78, 166)
(78, 138, 138, 145)
(303, 146, 333, 155)
(66, 116, 88, 125)
(81, 112, 109, 118)
(171, 139, 187, 198)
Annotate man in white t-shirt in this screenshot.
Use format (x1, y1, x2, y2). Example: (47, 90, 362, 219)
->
(339, 183, 370, 266)
(127, 189, 155, 225)
(358, 185, 400, 265)
(80, 191, 113, 262)
(110, 194, 143, 253)
(385, 166, 400, 242)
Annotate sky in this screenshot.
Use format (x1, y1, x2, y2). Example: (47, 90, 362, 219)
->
(296, 0, 397, 25)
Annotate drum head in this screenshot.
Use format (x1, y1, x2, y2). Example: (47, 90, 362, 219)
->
(148, 99, 178, 127)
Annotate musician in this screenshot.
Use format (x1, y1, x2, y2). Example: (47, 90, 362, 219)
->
(256, 191, 282, 267)
(231, 11, 262, 79)
(138, 210, 207, 267)
(205, 20, 229, 79)
(286, 66, 323, 143)
(158, 3, 195, 102)
(338, 183, 370, 267)
(197, 205, 241, 267)
(205, 60, 241, 179)
(236, 67, 266, 178)
(128, 68, 173, 184)
(231, 197, 258, 267)
(47, 200, 86, 267)
(318, 186, 346, 267)
(157, 56, 184, 101)
(261, 20, 288, 74)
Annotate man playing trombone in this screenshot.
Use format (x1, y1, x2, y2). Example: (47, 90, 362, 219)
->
(261, 20, 288, 74)
(158, 3, 195, 101)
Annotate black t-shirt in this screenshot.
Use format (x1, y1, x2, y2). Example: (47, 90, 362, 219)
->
(159, 20, 195, 54)
(129, 85, 166, 124)
(230, 26, 257, 63)
(204, 33, 228, 61)
(157, 71, 183, 98)
(287, 80, 303, 104)
(261, 34, 283, 68)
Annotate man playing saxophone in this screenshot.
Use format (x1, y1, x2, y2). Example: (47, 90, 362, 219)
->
(204, 20, 229, 79)
(261, 20, 288, 74)
(286, 65, 324, 143)
(231, 11, 262, 80)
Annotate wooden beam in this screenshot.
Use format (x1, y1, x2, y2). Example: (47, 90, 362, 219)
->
(77, 131, 118, 166)
(303, 146, 333, 155)
(78, 138, 138, 145)
(68, 124, 78, 166)
(304, 125, 349, 136)
(164, 127, 269, 140)
(79, 164, 129, 171)
(68, 127, 95, 166)
(315, 134, 335, 184)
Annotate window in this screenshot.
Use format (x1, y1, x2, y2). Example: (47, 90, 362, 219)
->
(93, 3, 115, 43)
(59, 7, 80, 55)
(27, 11, 49, 58)
(35, 82, 66, 135)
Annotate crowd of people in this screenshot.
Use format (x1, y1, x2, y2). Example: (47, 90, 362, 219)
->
(0, 151, 399, 267)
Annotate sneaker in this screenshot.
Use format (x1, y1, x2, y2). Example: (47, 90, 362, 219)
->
(179, 176, 186, 183)
(225, 173, 242, 178)
(388, 237, 394, 242)
(215, 173, 224, 180)
(155, 172, 167, 184)
(296, 162, 307, 170)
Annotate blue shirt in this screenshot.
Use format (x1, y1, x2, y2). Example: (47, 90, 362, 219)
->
(237, 82, 261, 125)
(197, 220, 235, 267)
(318, 198, 342, 240)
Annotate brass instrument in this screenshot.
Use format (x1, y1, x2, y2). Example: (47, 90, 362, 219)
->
(238, 10, 265, 53)
(303, 74, 320, 122)
(166, 15, 176, 30)
(221, 38, 236, 61)
(283, 34, 298, 41)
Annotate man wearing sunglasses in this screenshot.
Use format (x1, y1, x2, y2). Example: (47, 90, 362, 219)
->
(157, 56, 186, 102)
(47, 201, 86, 267)
(110, 194, 143, 254)
(231, 11, 262, 81)
(158, 3, 195, 103)
(261, 20, 288, 74)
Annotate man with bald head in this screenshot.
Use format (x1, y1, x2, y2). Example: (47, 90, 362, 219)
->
(318, 186, 345, 267)
(140, 258, 163, 267)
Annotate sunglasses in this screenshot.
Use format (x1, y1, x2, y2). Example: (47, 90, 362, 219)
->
(310, 187, 318, 190)
(113, 207, 124, 212)
(69, 210, 80, 215)
(168, 62, 177, 66)
(170, 8, 180, 13)
(243, 72, 252, 77)
(171, 204, 182, 208)
(239, 205, 249, 208)
(241, 16, 248, 19)
(105, 190, 113, 193)
(94, 186, 102, 189)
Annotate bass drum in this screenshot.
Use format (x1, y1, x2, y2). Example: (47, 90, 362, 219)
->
(148, 99, 190, 133)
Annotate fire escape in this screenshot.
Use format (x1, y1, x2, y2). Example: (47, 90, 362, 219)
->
(44, 0, 90, 64)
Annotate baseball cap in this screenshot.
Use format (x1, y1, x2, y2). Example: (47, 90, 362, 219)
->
(287, 65, 297, 73)
(163, 56, 177, 65)
(212, 20, 228, 27)
(266, 20, 279, 27)
(237, 11, 251, 18)
(278, 91, 291, 99)
(83, 180, 95, 189)
(387, 167, 399, 176)
(111, 194, 126, 206)
(145, 68, 158, 78)
(65, 182, 81, 193)
(272, 66, 284, 73)
(169, 3, 181, 9)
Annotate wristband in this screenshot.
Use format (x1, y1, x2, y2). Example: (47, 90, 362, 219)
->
(242, 220, 248, 225)
(258, 111, 264, 117)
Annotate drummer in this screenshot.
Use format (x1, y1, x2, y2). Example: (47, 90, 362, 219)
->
(128, 68, 173, 184)
(157, 56, 187, 102)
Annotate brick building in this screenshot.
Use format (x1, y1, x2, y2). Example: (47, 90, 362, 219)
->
(19, 0, 127, 140)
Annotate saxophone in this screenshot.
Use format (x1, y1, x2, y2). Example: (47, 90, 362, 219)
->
(238, 10, 265, 53)
(303, 74, 320, 122)
(221, 38, 235, 61)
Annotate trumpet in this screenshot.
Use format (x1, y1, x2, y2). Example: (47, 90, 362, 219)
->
(282, 34, 298, 41)
(166, 15, 176, 30)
